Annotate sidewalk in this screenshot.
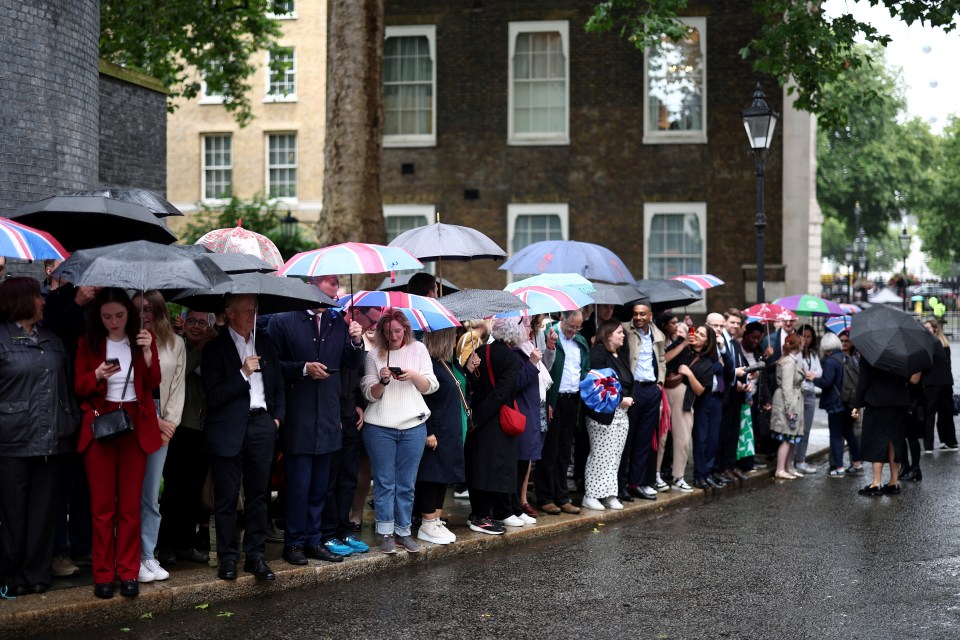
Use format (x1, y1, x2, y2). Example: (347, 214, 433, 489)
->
(1, 427, 833, 639)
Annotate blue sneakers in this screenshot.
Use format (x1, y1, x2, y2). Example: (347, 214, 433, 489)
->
(342, 535, 370, 553)
(324, 538, 355, 557)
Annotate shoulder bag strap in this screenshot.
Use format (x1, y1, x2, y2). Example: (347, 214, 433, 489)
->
(441, 360, 470, 414)
(117, 349, 134, 402)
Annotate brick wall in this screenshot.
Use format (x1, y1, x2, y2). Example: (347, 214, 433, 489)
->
(381, 0, 783, 313)
(0, 0, 100, 210)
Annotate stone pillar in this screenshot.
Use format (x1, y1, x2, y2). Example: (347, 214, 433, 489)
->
(0, 0, 100, 210)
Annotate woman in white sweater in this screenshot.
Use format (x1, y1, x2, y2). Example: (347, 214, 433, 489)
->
(132, 291, 185, 583)
(360, 309, 438, 554)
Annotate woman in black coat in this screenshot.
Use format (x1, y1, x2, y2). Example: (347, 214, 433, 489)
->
(852, 358, 913, 496)
(464, 334, 519, 536)
(922, 319, 957, 451)
(415, 328, 467, 545)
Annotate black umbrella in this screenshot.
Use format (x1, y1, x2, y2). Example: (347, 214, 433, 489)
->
(590, 283, 648, 306)
(850, 305, 935, 375)
(51, 240, 230, 292)
(439, 289, 529, 320)
(7, 195, 177, 250)
(65, 187, 183, 217)
(173, 273, 337, 315)
(180, 245, 277, 274)
(377, 272, 460, 293)
(634, 279, 703, 307)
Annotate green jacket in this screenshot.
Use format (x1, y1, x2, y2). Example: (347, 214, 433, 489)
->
(542, 321, 590, 409)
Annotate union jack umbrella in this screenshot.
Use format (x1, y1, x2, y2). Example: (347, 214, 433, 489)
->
(279, 242, 423, 279)
(671, 274, 725, 291)
(196, 223, 284, 270)
(839, 303, 862, 315)
(337, 290, 459, 331)
(0, 217, 69, 261)
(500, 285, 594, 317)
(825, 315, 854, 334)
(578, 368, 622, 415)
(742, 303, 796, 323)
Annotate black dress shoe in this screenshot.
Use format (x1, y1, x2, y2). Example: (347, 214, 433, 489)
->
(30, 583, 49, 594)
(243, 556, 276, 581)
(176, 547, 210, 564)
(626, 485, 644, 499)
(345, 521, 362, 533)
(705, 476, 725, 490)
(304, 544, 344, 563)
(908, 469, 923, 482)
(13, 585, 29, 596)
(693, 477, 710, 490)
(218, 558, 238, 581)
(712, 472, 734, 485)
(156, 548, 177, 566)
(94, 582, 114, 599)
(858, 484, 883, 497)
(617, 492, 635, 503)
(119, 579, 139, 597)
(282, 545, 308, 566)
(882, 483, 902, 495)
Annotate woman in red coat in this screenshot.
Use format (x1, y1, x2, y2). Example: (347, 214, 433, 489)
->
(75, 288, 161, 599)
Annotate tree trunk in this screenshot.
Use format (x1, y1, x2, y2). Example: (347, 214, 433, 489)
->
(319, 0, 386, 247)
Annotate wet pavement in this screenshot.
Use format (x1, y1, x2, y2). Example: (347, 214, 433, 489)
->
(38, 447, 960, 640)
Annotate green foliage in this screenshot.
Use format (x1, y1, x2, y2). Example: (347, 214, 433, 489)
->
(100, 0, 287, 126)
(179, 194, 318, 261)
(917, 118, 960, 276)
(587, 1, 960, 130)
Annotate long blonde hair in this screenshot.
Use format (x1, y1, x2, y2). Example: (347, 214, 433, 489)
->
(926, 317, 950, 348)
(136, 290, 175, 349)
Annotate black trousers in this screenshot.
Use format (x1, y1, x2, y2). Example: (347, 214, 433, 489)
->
(925, 385, 957, 449)
(158, 428, 209, 551)
(413, 481, 447, 515)
(621, 382, 660, 489)
(54, 451, 91, 558)
(716, 398, 742, 471)
(0, 455, 60, 589)
(209, 412, 276, 561)
(321, 417, 364, 541)
(535, 394, 579, 506)
(468, 487, 511, 521)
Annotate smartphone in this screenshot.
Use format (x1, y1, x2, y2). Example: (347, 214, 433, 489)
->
(104, 358, 121, 368)
(325, 368, 340, 374)
(389, 366, 403, 376)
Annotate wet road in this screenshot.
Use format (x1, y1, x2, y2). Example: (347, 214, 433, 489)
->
(49, 450, 960, 640)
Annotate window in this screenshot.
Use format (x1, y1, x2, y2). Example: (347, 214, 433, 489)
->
(506, 204, 569, 279)
(265, 48, 296, 101)
(508, 21, 569, 146)
(644, 17, 707, 144)
(202, 135, 232, 202)
(383, 205, 434, 276)
(644, 203, 707, 310)
(199, 73, 224, 105)
(383, 26, 436, 147)
(267, 133, 297, 199)
(268, 0, 296, 19)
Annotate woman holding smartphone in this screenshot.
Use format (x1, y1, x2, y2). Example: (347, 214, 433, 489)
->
(75, 288, 161, 599)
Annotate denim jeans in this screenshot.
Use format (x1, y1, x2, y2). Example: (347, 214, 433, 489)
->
(827, 410, 860, 469)
(362, 423, 426, 537)
(140, 444, 168, 561)
(794, 391, 817, 464)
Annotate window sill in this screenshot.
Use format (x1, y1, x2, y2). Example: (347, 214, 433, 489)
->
(507, 136, 570, 147)
(263, 95, 299, 104)
(642, 133, 708, 145)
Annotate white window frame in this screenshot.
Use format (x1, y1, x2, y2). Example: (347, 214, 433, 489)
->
(267, 0, 297, 20)
(383, 25, 437, 148)
(201, 134, 233, 205)
(507, 21, 570, 146)
(643, 202, 707, 312)
(263, 47, 297, 103)
(198, 76, 225, 105)
(643, 17, 707, 145)
(382, 204, 435, 275)
(506, 203, 569, 282)
(265, 132, 298, 203)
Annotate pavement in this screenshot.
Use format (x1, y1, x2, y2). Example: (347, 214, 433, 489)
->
(1, 418, 836, 639)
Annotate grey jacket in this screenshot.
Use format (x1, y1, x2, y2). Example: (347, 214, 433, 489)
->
(0, 321, 79, 456)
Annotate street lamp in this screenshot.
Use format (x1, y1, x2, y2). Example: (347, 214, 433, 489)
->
(740, 82, 780, 304)
(898, 226, 911, 311)
(280, 207, 299, 240)
(844, 244, 854, 302)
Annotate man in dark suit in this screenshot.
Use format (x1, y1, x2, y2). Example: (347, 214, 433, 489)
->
(203, 293, 286, 582)
(715, 309, 749, 482)
(265, 275, 366, 566)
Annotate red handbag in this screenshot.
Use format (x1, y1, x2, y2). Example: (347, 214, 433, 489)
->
(485, 345, 526, 436)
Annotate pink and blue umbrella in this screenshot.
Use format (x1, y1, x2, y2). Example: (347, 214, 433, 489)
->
(839, 303, 861, 315)
(0, 217, 69, 261)
(671, 274, 725, 291)
(774, 294, 846, 316)
(280, 242, 423, 277)
(825, 315, 854, 334)
(337, 290, 459, 331)
(500, 285, 595, 316)
(499, 240, 635, 284)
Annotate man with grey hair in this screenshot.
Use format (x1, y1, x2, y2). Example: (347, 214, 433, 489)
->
(538, 310, 588, 515)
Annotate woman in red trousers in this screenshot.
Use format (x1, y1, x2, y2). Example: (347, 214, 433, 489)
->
(75, 288, 161, 599)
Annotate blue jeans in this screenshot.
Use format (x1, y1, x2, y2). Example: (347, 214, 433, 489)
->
(827, 410, 861, 469)
(362, 423, 426, 537)
(140, 444, 168, 561)
(692, 394, 723, 480)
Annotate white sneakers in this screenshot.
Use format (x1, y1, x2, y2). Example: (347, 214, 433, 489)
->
(138, 558, 170, 583)
(602, 496, 624, 510)
(518, 513, 537, 525)
(496, 514, 526, 527)
(416, 520, 457, 545)
(581, 496, 605, 511)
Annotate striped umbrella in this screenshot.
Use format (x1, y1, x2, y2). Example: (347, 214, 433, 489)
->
(742, 303, 795, 322)
(0, 217, 69, 260)
(671, 274, 725, 291)
(499, 285, 594, 316)
(337, 290, 459, 331)
(280, 242, 423, 278)
(505, 273, 596, 294)
(839, 303, 862, 314)
(774, 294, 845, 316)
(825, 315, 854, 334)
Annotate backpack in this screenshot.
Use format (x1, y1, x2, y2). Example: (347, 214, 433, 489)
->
(829, 352, 859, 408)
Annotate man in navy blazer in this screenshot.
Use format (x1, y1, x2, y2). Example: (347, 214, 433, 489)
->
(202, 294, 285, 582)
(265, 275, 366, 565)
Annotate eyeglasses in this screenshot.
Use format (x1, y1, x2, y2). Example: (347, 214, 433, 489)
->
(185, 318, 209, 328)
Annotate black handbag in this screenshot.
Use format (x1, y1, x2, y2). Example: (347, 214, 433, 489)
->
(92, 361, 135, 444)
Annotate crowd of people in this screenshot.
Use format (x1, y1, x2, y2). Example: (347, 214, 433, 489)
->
(1, 267, 956, 600)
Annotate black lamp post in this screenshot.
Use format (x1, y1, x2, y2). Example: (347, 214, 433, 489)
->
(740, 82, 779, 304)
(280, 207, 299, 240)
(898, 226, 911, 311)
(844, 244, 854, 303)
